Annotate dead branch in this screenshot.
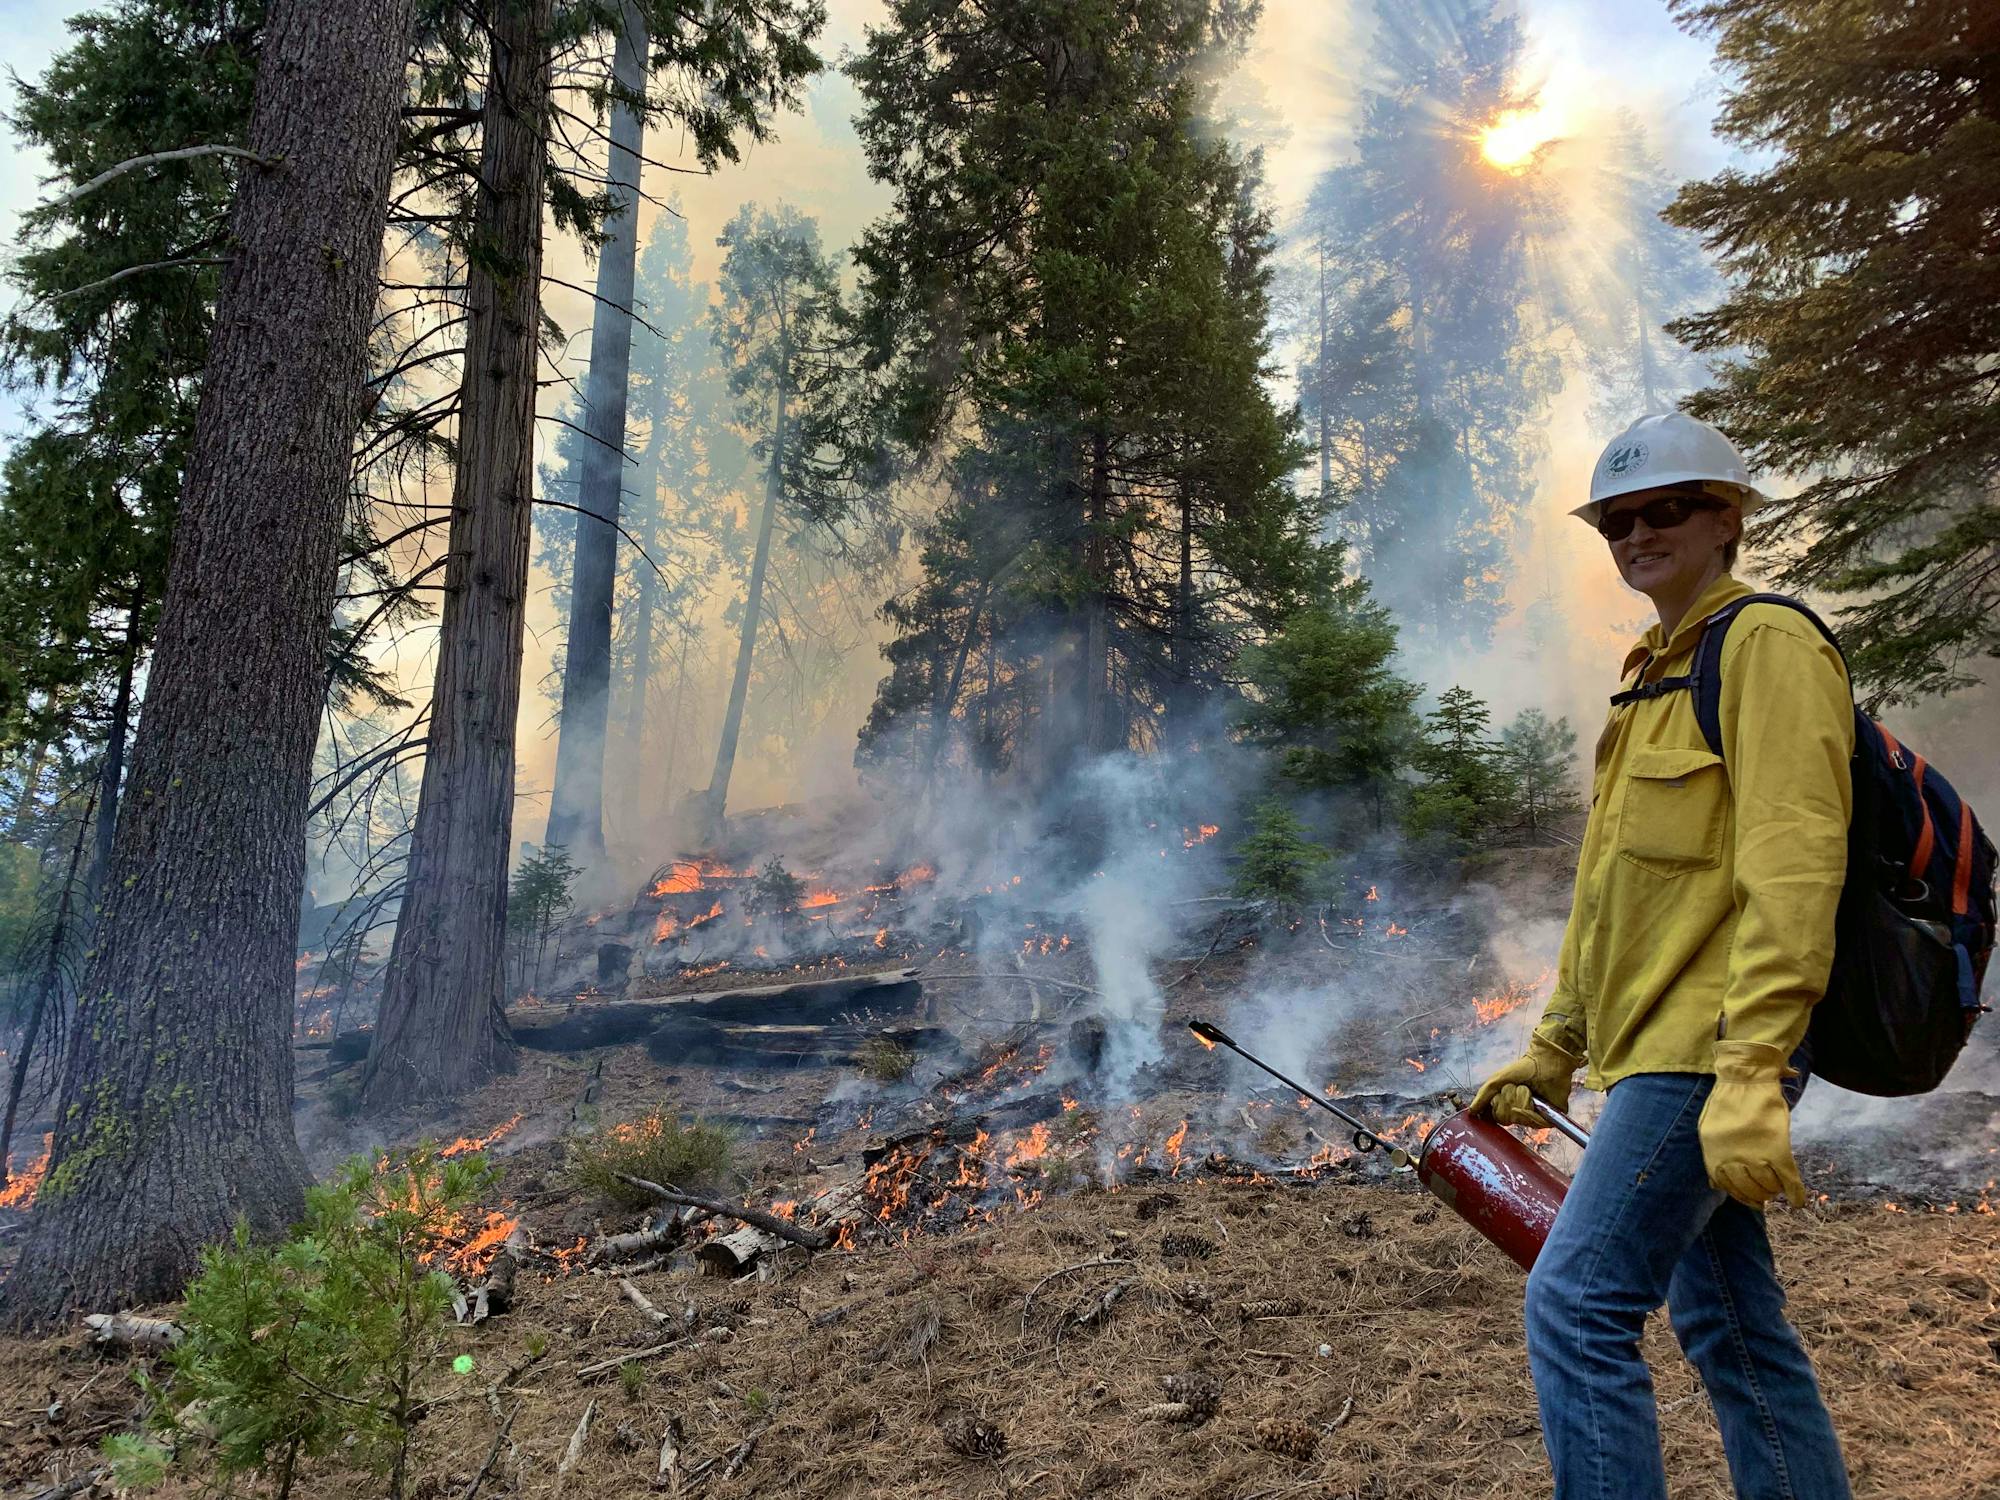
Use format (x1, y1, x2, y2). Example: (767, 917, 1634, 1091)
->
(1019, 1256, 1134, 1338)
(44, 255, 231, 304)
(609, 1174, 831, 1250)
(620, 1277, 669, 1324)
(43, 144, 280, 212)
(554, 1398, 597, 1490)
(81, 1313, 182, 1350)
(656, 1412, 683, 1494)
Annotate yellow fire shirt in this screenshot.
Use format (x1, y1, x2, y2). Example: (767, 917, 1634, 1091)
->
(1534, 574, 1854, 1088)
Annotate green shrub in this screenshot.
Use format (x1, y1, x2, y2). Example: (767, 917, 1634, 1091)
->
(1234, 800, 1332, 912)
(857, 1036, 916, 1083)
(134, 1150, 494, 1500)
(566, 1110, 734, 1209)
(618, 1360, 647, 1400)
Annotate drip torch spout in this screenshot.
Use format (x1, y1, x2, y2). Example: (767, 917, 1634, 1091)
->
(1184, 1017, 1411, 1166)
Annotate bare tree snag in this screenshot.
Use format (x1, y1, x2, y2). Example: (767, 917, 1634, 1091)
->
(363, 0, 553, 1107)
(545, 0, 648, 870)
(2, 0, 417, 1328)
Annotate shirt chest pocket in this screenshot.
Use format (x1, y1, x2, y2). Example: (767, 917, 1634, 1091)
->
(1617, 746, 1729, 878)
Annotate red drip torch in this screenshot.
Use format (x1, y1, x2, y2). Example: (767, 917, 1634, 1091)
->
(1185, 1018, 1589, 1272)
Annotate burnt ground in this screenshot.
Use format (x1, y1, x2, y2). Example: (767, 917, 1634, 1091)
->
(2, 1165, 1996, 1500)
(4, 845, 1999, 1498)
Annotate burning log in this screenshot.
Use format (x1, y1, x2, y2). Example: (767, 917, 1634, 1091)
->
(609, 1173, 833, 1250)
(462, 1227, 527, 1323)
(81, 1312, 182, 1350)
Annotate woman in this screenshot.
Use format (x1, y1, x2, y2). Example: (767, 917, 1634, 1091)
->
(1472, 412, 1853, 1500)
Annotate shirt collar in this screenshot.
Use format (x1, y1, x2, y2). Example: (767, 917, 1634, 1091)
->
(1619, 573, 1752, 678)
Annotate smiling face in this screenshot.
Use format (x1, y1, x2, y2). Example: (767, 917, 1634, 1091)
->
(1603, 487, 1742, 611)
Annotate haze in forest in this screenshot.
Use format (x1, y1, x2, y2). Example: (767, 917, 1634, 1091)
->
(0, 0, 1801, 863)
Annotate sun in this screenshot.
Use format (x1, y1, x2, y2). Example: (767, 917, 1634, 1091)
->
(1480, 105, 1562, 172)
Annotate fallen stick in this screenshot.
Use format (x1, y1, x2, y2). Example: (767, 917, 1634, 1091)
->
(610, 1173, 831, 1251)
(656, 1412, 683, 1495)
(1019, 1256, 1134, 1339)
(81, 1313, 182, 1350)
(1136, 1401, 1193, 1421)
(554, 1398, 596, 1490)
(915, 970, 1101, 998)
(620, 1278, 669, 1325)
(573, 1327, 729, 1378)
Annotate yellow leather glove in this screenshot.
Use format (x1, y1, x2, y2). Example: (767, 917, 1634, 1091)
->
(1700, 1041, 1806, 1209)
(1470, 1033, 1583, 1129)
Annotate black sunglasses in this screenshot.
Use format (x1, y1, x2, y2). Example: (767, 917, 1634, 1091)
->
(1596, 493, 1726, 542)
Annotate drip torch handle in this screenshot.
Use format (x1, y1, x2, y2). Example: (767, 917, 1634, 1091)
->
(1531, 1097, 1591, 1149)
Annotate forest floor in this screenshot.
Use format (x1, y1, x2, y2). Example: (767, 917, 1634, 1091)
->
(3, 844, 1998, 1499)
(1, 1153, 1997, 1500)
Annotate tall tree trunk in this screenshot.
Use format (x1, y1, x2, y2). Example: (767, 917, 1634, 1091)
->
(545, 0, 647, 867)
(2, 0, 413, 1327)
(700, 388, 784, 835)
(362, 0, 550, 1108)
(85, 592, 143, 908)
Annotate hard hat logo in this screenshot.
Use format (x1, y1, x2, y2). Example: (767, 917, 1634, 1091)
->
(1573, 412, 1765, 527)
(1604, 443, 1648, 478)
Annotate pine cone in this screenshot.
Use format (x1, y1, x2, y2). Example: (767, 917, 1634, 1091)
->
(1174, 1279, 1214, 1312)
(1341, 1212, 1374, 1239)
(1159, 1230, 1217, 1262)
(1256, 1418, 1319, 1460)
(1135, 1192, 1180, 1221)
(1161, 1370, 1221, 1422)
(1239, 1296, 1303, 1320)
(941, 1410, 1008, 1459)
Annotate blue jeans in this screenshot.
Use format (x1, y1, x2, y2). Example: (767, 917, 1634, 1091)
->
(1523, 1072, 1850, 1500)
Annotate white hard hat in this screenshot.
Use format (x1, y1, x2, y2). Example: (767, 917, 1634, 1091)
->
(1574, 412, 1765, 526)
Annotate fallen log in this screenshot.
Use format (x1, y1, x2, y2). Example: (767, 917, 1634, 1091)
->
(694, 1223, 797, 1277)
(508, 970, 924, 1053)
(81, 1313, 182, 1350)
(609, 1173, 832, 1251)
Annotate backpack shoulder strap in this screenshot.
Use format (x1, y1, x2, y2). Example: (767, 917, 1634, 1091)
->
(1690, 592, 1848, 758)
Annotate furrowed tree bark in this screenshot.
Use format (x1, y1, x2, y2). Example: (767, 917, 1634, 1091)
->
(699, 385, 783, 835)
(545, 0, 647, 870)
(2, 0, 414, 1327)
(362, 0, 550, 1108)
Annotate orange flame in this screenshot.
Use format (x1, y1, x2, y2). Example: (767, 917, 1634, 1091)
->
(0, 1133, 51, 1210)
(874, 927, 890, 948)
(440, 1112, 524, 1159)
(1005, 1122, 1052, 1168)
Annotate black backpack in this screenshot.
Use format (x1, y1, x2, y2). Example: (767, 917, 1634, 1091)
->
(1616, 593, 1996, 1096)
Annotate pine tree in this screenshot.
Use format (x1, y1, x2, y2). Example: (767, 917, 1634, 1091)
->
(4, 0, 418, 1327)
(1233, 800, 1329, 914)
(697, 202, 874, 833)
(544, 0, 649, 869)
(1497, 706, 1579, 844)
(1407, 685, 1512, 850)
(1297, 0, 1563, 644)
(1664, 0, 2000, 700)
(366, 0, 827, 1108)
(1234, 581, 1419, 832)
(848, 0, 1320, 786)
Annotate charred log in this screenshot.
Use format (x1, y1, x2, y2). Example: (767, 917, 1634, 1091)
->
(507, 970, 923, 1052)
